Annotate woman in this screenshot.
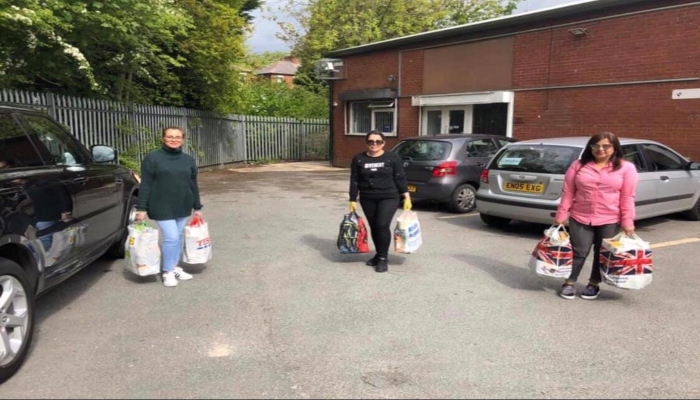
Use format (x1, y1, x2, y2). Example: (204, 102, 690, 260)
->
(135, 126, 203, 287)
(554, 132, 638, 300)
(349, 130, 411, 273)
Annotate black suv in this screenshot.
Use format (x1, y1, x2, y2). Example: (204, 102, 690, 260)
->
(0, 105, 138, 382)
(391, 134, 516, 213)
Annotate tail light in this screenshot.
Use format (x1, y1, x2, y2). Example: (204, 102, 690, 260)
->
(432, 161, 457, 177)
(480, 169, 489, 184)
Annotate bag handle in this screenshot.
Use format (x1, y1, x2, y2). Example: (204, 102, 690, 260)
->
(190, 216, 204, 226)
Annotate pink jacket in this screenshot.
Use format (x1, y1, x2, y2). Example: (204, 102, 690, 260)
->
(555, 159, 639, 228)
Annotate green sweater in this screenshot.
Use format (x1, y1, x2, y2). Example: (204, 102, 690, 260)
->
(137, 145, 203, 220)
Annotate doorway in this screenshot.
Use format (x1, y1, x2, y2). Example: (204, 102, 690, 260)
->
(472, 103, 508, 135)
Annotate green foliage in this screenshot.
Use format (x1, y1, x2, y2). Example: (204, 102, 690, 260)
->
(244, 51, 290, 70)
(237, 80, 329, 119)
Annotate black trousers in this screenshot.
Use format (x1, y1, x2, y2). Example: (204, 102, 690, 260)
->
(359, 197, 400, 258)
(567, 217, 619, 284)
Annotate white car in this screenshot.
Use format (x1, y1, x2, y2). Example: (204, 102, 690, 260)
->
(476, 137, 700, 227)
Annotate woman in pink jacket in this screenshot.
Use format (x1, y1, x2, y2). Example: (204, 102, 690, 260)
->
(554, 132, 639, 300)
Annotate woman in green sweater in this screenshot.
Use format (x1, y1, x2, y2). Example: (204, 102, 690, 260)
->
(135, 127, 203, 287)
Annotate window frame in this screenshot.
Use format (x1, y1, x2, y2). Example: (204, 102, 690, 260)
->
(346, 100, 397, 136)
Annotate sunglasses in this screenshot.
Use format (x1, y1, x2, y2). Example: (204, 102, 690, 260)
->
(366, 140, 385, 145)
(590, 144, 613, 151)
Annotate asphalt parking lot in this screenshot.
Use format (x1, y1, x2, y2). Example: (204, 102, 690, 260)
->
(2, 161, 700, 398)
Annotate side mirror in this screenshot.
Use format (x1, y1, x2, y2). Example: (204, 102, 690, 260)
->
(91, 145, 117, 163)
(687, 161, 700, 170)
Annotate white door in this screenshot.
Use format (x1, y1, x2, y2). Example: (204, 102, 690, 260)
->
(423, 106, 473, 135)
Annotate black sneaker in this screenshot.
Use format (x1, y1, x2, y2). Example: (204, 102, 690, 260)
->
(559, 284, 576, 300)
(581, 285, 600, 300)
(366, 255, 379, 267)
(375, 258, 388, 273)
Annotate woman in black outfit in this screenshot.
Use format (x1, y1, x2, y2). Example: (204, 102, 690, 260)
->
(349, 131, 411, 273)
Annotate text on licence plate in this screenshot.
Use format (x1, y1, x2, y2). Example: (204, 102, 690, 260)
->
(407, 185, 417, 193)
(504, 181, 544, 193)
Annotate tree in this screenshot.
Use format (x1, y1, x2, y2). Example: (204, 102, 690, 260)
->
(237, 80, 328, 119)
(272, 0, 520, 85)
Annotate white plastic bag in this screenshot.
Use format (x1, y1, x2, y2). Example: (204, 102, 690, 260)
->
(124, 222, 161, 276)
(183, 216, 212, 264)
(600, 232, 653, 290)
(529, 224, 573, 279)
(394, 210, 422, 253)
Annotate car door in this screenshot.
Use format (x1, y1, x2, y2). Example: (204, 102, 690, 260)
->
(639, 142, 698, 215)
(17, 114, 124, 253)
(621, 144, 656, 220)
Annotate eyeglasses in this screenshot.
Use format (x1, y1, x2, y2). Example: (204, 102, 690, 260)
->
(366, 140, 385, 145)
(164, 136, 183, 140)
(590, 144, 613, 151)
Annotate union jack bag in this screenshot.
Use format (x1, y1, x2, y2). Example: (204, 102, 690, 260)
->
(600, 232, 653, 290)
(337, 212, 370, 254)
(529, 224, 573, 279)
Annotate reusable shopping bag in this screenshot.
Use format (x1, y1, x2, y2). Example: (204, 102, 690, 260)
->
(124, 221, 161, 276)
(394, 210, 422, 253)
(599, 232, 653, 290)
(183, 216, 212, 264)
(529, 224, 573, 279)
(337, 211, 370, 254)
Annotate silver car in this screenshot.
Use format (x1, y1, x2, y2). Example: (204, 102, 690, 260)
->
(476, 137, 700, 227)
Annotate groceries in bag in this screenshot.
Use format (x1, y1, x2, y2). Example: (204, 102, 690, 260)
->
(529, 224, 573, 279)
(394, 210, 422, 253)
(124, 222, 161, 276)
(599, 232, 653, 290)
(183, 216, 212, 264)
(337, 211, 370, 254)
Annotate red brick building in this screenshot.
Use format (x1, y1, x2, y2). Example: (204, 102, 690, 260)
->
(324, 0, 700, 167)
(255, 56, 301, 87)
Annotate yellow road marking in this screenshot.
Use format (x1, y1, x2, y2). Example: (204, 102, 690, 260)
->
(436, 213, 480, 219)
(650, 238, 700, 249)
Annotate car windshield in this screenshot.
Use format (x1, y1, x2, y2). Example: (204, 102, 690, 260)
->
(392, 140, 451, 161)
(491, 144, 581, 174)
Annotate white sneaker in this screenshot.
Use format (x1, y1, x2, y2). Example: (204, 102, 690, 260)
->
(162, 271, 178, 287)
(174, 266, 193, 281)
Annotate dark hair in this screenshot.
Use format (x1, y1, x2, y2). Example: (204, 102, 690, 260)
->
(579, 132, 623, 170)
(365, 130, 385, 141)
(162, 126, 185, 137)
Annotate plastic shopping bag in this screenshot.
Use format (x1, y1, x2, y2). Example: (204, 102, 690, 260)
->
(124, 222, 161, 276)
(394, 210, 422, 253)
(183, 216, 212, 264)
(599, 232, 653, 290)
(529, 224, 573, 279)
(337, 212, 370, 254)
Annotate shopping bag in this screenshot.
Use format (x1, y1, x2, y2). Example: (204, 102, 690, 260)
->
(337, 212, 370, 254)
(183, 216, 212, 264)
(44, 228, 76, 266)
(124, 221, 161, 276)
(394, 210, 422, 253)
(599, 232, 653, 290)
(529, 224, 573, 279)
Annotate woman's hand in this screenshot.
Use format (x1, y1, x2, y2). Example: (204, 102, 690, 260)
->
(403, 197, 412, 211)
(554, 219, 566, 226)
(135, 211, 147, 222)
(193, 210, 203, 219)
(622, 225, 635, 236)
(349, 202, 357, 212)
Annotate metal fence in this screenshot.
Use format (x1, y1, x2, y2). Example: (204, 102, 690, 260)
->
(0, 89, 329, 170)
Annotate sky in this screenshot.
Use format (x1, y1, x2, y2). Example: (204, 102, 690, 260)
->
(246, 0, 582, 54)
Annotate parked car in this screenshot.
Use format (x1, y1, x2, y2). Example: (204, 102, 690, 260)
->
(476, 136, 700, 227)
(391, 134, 517, 213)
(0, 105, 139, 383)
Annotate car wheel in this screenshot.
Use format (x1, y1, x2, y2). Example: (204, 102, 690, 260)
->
(104, 195, 138, 259)
(0, 258, 35, 384)
(480, 213, 512, 228)
(448, 184, 477, 213)
(682, 197, 700, 221)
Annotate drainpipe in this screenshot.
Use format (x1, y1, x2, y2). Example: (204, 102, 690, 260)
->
(328, 81, 334, 166)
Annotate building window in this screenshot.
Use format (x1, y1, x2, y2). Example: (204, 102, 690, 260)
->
(348, 100, 396, 136)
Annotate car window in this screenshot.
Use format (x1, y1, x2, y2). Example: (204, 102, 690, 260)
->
(641, 143, 685, 171)
(496, 138, 512, 148)
(0, 114, 44, 168)
(491, 144, 580, 174)
(393, 140, 451, 161)
(20, 114, 86, 166)
(621, 145, 647, 172)
(466, 139, 498, 157)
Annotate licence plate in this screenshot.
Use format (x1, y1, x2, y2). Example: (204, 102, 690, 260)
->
(504, 181, 544, 194)
(407, 185, 417, 193)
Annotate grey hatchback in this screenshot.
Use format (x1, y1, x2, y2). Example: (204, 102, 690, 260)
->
(391, 134, 516, 213)
(476, 136, 700, 227)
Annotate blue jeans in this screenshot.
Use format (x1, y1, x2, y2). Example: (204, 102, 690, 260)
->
(155, 218, 187, 273)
